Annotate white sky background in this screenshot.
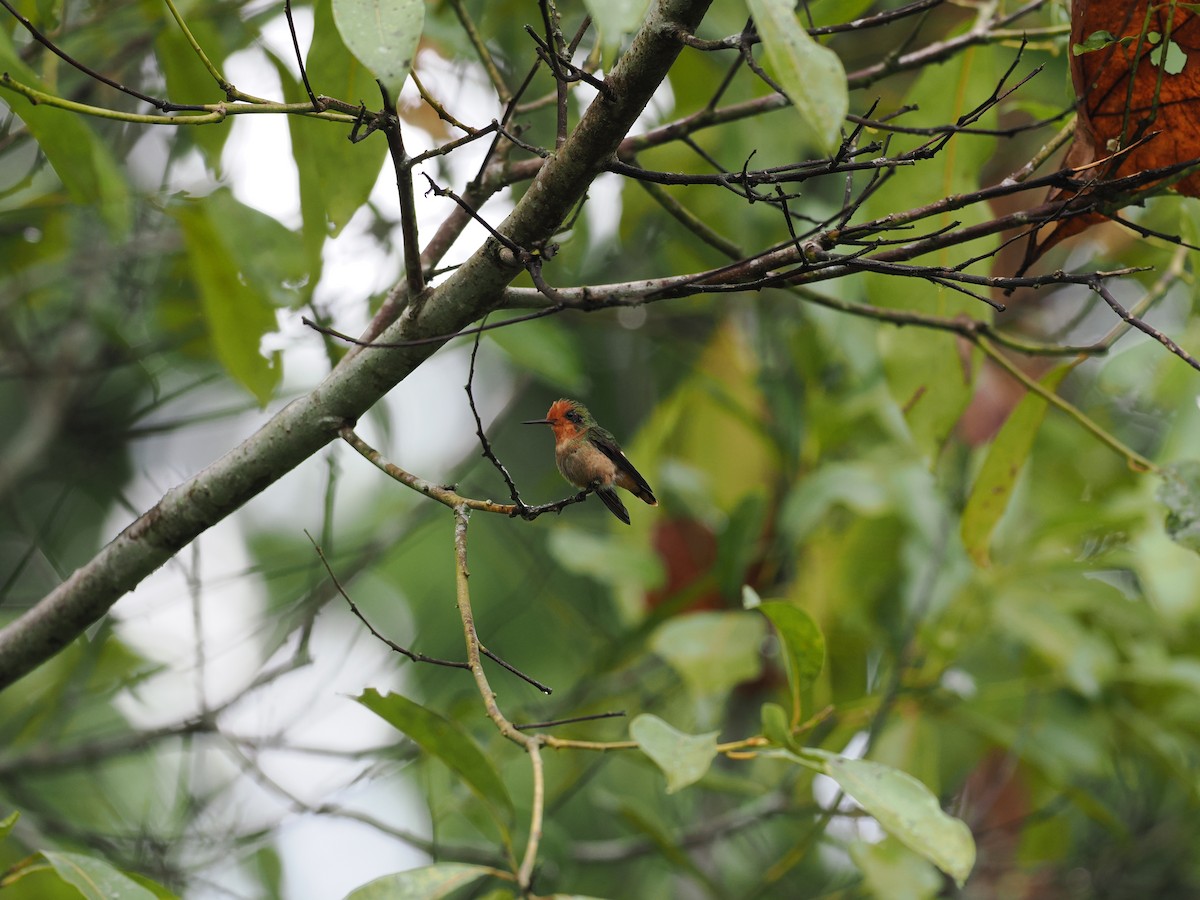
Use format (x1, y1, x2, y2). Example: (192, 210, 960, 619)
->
(102, 4, 678, 894)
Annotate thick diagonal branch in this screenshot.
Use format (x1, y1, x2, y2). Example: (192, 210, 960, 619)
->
(0, 0, 715, 692)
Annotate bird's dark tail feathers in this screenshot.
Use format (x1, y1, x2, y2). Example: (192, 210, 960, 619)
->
(596, 487, 631, 525)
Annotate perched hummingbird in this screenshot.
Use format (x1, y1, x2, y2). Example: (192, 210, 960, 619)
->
(523, 399, 658, 525)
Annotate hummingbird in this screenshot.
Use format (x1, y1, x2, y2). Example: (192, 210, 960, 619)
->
(523, 399, 658, 525)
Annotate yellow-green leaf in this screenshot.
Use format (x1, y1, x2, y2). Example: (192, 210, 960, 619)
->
(962, 364, 1071, 565)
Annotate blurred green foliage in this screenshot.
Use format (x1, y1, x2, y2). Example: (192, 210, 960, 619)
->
(4, 0, 1200, 898)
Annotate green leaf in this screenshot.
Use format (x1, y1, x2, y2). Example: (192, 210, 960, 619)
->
(582, 0, 652, 41)
(758, 600, 824, 715)
(489, 320, 588, 394)
(300, 0, 391, 238)
(1159, 460, 1200, 553)
(0, 809, 17, 840)
(760, 701, 793, 748)
(630, 713, 719, 793)
(715, 491, 767, 599)
(546, 527, 664, 589)
(961, 364, 1071, 566)
(332, 0, 424, 99)
(649, 611, 765, 696)
(202, 189, 311, 308)
(155, 16, 237, 170)
(816, 754, 975, 887)
(174, 201, 282, 405)
(0, 31, 130, 236)
(345, 863, 494, 899)
(744, 0, 848, 155)
(41, 851, 159, 900)
(356, 689, 514, 821)
(850, 836, 942, 900)
(1072, 30, 1121, 55)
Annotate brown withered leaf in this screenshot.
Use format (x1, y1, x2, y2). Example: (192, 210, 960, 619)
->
(1023, 1, 1200, 268)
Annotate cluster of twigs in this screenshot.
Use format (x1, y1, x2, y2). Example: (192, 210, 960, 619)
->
(6, 0, 1200, 892)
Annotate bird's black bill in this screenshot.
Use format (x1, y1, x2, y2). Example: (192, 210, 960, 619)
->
(522, 418, 552, 425)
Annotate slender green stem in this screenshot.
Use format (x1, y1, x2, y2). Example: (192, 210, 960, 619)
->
(0, 74, 358, 124)
(161, 0, 268, 103)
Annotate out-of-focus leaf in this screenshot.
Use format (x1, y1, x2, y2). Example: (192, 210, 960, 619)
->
(302, 0, 391, 237)
(251, 846, 283, 900)
(815, 753, 975, 887)
(490, 320, 588, 394)
(356, 689, 514, 822)
(745, 0, 848, 154)
(345, 863, 494, 899)
(758, 600, 824, 716)
(630, 713, 719, 793)
(714, 491, 766, 598)
(0, 809, 17, 840)
(760, 701, 793, 748)
(0, 31, 130, 236)
(155, 17, 236, 169)
(1158, 460, 1200, 553)
(994, 596, 1118, 697)
(850, 836, 942, 900)
(649, 610, 764, 696)
(203, 189, 310, 308)
(962, 364, 1071, 566)
(779, 461, 890, 543)
(174, 201, 282, 405)
(126, 872, 180, 899)
(582, 0, 652, 42)
(332, 0, 423, 99)
(612, 795, 719, 891)
(41, 852, 160, 900)
(547, 527, 664, 589)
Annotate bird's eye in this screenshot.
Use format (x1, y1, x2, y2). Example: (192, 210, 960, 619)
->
(565, 410, 583, 425)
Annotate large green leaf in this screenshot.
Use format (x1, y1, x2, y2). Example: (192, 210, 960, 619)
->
(815, 754, 975, 887)
(962, 365, 1071, 565)
(630, 713, 719, 793)
(201, 189, 310, 308)
(744, 0, 848, 155)
(649, 610, 765, 697)
(174, 200, 282, 405)
(345, 863, 494, 899)
(305, 0, 391, 236)
(41, 852, 161, 900)
(356, 689, 514, 822)
(332, 0, 424, 99)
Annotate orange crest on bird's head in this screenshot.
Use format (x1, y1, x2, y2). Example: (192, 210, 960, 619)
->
(523, 399, 596, 441)
(543, 398, 589, 440)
